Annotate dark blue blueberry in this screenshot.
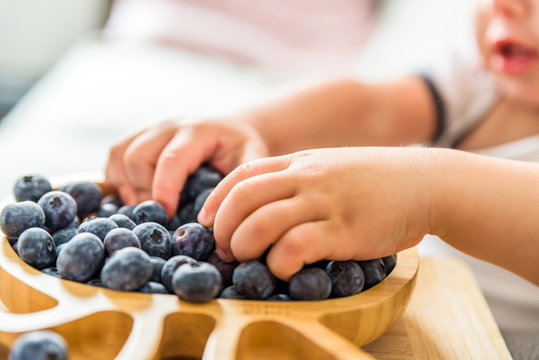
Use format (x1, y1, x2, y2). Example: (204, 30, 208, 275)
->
(109, 214, 136, 230)
(219, 285, 247, 300)
(193, 188, 213, 216)
(166, 214, 183, 232)
(38, 191, 77, 232)
(133, 222, 171, 259)
(0, 201, 45, 239)
(325, 261, 364, 297)
(101, 194, 124, 208)
(171, 223, 214, 261)
(55, 243, 67, 258)
(382, 254, 397, 275)
(78, 217, 118, 242)
(161, 255, 197, 292)
(181, 165, 223, 204)
(57, 233, 104, 282)
(64, 182, 102, 218)
(206, 251, 238, 287)
(172, 262, 221, 303)
(150, 256, 166, 283)
(117, 205, 135, 220)
(13, 175, 52, 203)
(100, 247, 153, 291)
(9, 330, 67, 360)
(66, 215, 80, 229)
(132, 201, 167, 226)
(178, 203, 197, 224)
(103, 228, 140, 256)
(233, 260, 276, 300)
(138, 281, 168, 294)
(267, 294, 292, 301)
(357, 259, 386, 290)
(18, 228, 56, 270)
(52, 228, 77, 247)
(96, 203, 118, 218)
(11, 241, 19, 256)
(86, 278, 103, 287)
(42, 267, 62, 279)
(289, 268, 332, 301)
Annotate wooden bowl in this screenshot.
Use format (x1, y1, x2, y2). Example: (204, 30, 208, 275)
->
(0, 176, 419, 360)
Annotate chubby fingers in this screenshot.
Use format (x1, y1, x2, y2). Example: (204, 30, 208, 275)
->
(152, 128, 219, 218)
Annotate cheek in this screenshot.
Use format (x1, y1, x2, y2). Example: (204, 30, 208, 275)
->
(474, 5, 491, 66)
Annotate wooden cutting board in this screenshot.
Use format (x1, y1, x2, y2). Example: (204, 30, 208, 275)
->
(363, 257, 512, 359)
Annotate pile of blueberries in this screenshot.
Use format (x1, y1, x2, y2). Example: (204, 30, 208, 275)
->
(0, 166, 396, 304)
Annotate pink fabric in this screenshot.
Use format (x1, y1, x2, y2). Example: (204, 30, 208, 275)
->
(105, 0, 375, 74)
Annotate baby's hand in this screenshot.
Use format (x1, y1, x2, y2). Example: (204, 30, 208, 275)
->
(105, 117, 269, 217)
(199, 147, 437, 280)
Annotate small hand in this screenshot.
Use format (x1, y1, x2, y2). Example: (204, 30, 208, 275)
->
(199, 147, 436, 280)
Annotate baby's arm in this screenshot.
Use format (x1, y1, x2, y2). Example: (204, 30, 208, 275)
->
(199, 147, 539, 285)
(245, 77, 436, 156)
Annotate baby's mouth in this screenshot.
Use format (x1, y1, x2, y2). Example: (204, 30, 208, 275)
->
(492, 40, 538, 74)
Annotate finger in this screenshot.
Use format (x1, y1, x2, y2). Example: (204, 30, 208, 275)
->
(230, 196, 326, 262)
(198, 156, 291, 227)
(152, 129, 219, 218)
(266, 221, 333, 281)
(105, 129, 145, 205)
(123, 127, 177, 201)
(211, 172, 296, 260)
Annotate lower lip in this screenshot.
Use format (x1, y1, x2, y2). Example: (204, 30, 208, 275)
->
(492, 53, 537, 75)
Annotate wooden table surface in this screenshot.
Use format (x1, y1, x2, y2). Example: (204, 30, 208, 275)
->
(363, 257, 511, 359)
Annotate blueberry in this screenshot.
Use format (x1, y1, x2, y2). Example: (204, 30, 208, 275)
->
(0, 201, 45, 238)
(178, 203, 197, 224)
(38, 191, 77, 232)
(172, 262, 221, 303)
(96, 203, 118, 218)
(42, 267, 62, 279)
(52, 228, 77, 247)
(138, 281, 168, 294)
(357, 259, 386, 290)
(150, 256, 166, 283)
(325, 261, 364, 297)
(13, 175, 52, 203)
(64, 182, 102, 218)
(117, 205, 135, 220)
(9, 330, 68, 360)
(132, 201, 167, 226)
(289, 268, 332, 301)
(166, 214, 183, 232)
(133, 222, 171, 259)
(57, 233, 104, 282)
(171, 223, 214, 261)
(181, 165, 223, 204)
(78, 217, 118, 242)
(206, 251, 238, 286)
(109, 214, 136, 230)
(161, 255, 197, 292)
(100, 248, 153, 291)
(219, 285, 247, 300)
(267, 294, 292, 301)
(103, 228, 141, 256)
(233, 260, 276, 300)
(66, 215, 80, 229)
(193, 188, 213, 216)
(55, 243, 67, 258)
(11, 241, 19, 256)
(17, 228, 56, 270)
(382, 254, 397, 275)
(101, 194, 124, 208)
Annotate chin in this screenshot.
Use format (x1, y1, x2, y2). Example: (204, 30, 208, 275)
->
(496, 76, 539, 108)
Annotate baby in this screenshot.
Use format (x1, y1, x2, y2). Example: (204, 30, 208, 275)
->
(105, 0, 539, 285)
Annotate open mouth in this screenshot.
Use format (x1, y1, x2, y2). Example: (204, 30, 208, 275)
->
(493, 40, 538, 74)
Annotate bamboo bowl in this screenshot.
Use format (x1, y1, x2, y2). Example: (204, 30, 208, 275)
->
(0, 176, 419, 360)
